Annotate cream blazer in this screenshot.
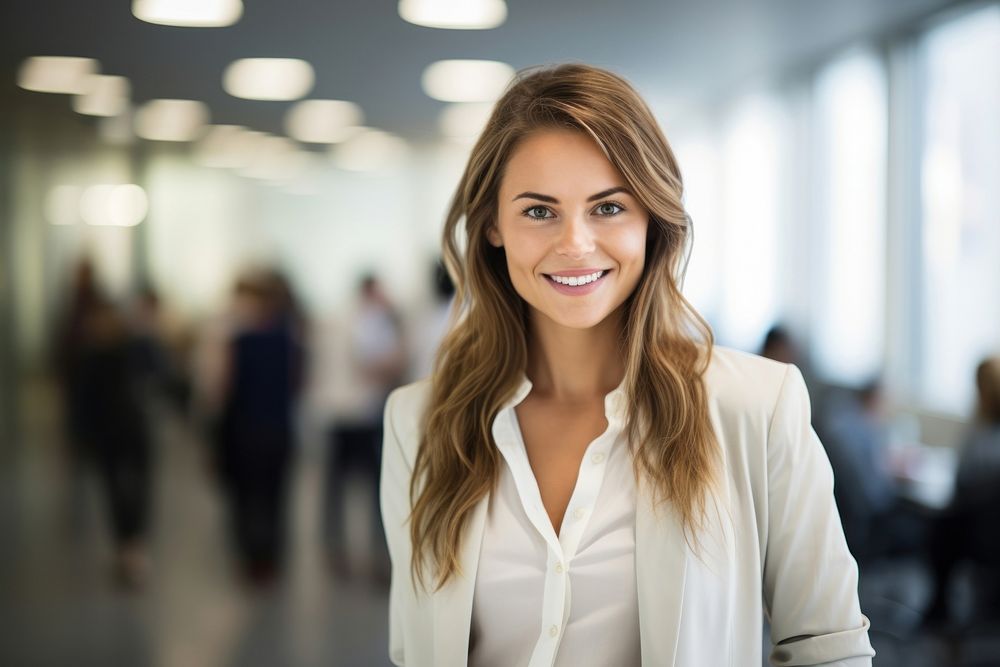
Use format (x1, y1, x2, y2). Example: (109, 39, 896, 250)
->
(380, 346, 875, 666)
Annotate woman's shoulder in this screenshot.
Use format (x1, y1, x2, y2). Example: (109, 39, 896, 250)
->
(703, 345, 804, 424)
(705, 345, 791, 394)
(387, 377, 433, 413)
(383, 379, 433, 462)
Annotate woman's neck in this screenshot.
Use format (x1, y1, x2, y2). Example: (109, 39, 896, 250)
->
(526, 307, 625, 404)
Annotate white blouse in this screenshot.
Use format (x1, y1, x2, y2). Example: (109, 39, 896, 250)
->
(469, 378, 641, 667)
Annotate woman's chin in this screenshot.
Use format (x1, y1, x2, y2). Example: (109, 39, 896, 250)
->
(534, 306, 616, 332)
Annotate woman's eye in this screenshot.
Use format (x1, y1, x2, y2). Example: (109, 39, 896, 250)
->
(595, 202, 623, 216)
(525, 206, 552, 219)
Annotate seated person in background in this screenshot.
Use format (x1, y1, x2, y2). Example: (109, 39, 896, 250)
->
(821, 378, 925, 561)
(924, 356, 1000, 625)
(760, 324, 800, 365)
(952, 357, 1000, 506)
(760, 324, 822, 411)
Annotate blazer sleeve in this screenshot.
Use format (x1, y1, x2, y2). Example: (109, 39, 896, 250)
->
(381, 388, 412, 667)
(762, 364, 876, 666)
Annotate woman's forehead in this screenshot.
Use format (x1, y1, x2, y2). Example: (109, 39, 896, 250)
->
(500, 129, 626, 200)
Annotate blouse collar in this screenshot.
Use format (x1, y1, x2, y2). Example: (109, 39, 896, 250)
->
(499, 373, 629, 425)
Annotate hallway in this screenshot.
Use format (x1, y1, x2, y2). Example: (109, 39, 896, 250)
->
(0, 378, 392, 667)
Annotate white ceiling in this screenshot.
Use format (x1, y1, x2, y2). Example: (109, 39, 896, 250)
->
(0, 0, 959, 142)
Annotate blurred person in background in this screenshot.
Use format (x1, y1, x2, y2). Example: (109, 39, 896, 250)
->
(760, 324, 800, 365)
(410, 259, 456, 380)
(54, 259, 153, 588)
(821, 378, 926, 562)
(760, 323, 823, 412)
(54, 259, 102, 465)
(129, 285, 192, 410)
(325, 273, 405, 582)
(924, 356, 1000, 627)
(129, 286, 173, 399)
(215, 270, 305, 586)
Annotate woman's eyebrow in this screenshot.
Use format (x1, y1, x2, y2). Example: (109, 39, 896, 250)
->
(512, 191, 558, 203)
(511, 186, 630, 203)
(586, 186, 630, 202)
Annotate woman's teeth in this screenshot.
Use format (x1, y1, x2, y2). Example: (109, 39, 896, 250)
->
(549, 270, 605, 286)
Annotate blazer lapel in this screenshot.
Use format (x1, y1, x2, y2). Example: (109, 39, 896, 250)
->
(635, 479, 689, 666)
(432, 493, 490, 666)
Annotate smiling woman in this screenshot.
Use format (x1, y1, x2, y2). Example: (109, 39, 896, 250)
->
(380, 63, 875, 667)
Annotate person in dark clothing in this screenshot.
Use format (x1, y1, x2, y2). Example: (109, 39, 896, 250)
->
(75, 295, 153, 587)
(55, 259, 103, 461)
(216, 271, 304, 585)
(54, 260, 153, 587)
(924, 356, 1000, 626)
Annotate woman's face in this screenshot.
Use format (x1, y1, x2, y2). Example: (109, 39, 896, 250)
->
(489, 129, 649, 331)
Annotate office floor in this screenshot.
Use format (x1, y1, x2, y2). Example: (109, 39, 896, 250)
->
(0, 379, 392, 667)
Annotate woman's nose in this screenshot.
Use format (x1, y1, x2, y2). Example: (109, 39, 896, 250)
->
(554, 213, 595, 259)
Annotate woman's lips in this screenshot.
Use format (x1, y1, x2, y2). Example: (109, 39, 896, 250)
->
(543, 269, 611, 295)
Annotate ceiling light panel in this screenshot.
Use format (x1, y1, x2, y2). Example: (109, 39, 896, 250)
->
(132, 0, 243, 27)
(285, 100, 365, 144)
(135, 99, 209, 141)
(223, 58, 315, 101)
(332, 129, 409, 172)
(73, 75, 131, 117)
(194, 124, 249, 168)
(81, 184, 148, 227)
(17, 56, 99, 94)
(222, 130, 271, 170)
(399, 0, 507, 29)
(422, 59, 514, 102)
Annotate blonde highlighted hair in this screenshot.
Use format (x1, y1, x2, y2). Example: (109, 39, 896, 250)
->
(410, 63, 718, 590)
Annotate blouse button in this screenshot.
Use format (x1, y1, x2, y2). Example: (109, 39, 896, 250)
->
(591, 452, 606, 464)
(549, 625, 559, 637)
(555, 562, 564, 573)
(573, 508, 585, 520)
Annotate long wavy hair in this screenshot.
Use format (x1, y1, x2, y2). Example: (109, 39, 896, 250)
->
(410, 63, 718, 591)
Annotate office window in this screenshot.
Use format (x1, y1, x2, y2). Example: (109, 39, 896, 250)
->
(717, 94, 787, 352)
(812, 50, 888, 385)
(673, 128, 723, 322)
(918, 6, 1000, 415)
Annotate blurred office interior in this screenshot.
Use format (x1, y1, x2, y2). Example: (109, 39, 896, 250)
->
(1, 1, 999, 665)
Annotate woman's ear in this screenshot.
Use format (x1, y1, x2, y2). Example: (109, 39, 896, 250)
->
(486, 225, 503, 248)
